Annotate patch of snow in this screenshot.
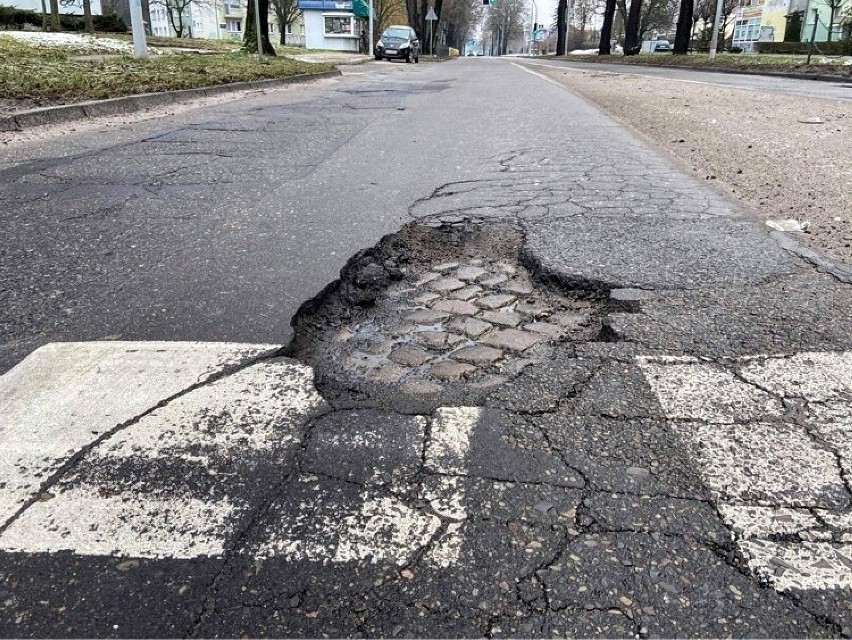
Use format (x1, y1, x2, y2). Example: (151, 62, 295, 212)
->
(1, 30, 145, 53)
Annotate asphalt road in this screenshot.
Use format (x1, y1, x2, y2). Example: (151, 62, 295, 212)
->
(0, 61, 484, 374)
(2, 58, 852, 638)
(517, 56, 852, 101)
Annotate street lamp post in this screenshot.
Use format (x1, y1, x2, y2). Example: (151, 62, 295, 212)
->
(708, 0, 724, 60)
(528, 0, 537, 54)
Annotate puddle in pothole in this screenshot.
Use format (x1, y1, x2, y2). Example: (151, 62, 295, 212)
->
(291, 223, 608, 407)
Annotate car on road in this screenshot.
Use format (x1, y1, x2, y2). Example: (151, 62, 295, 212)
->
(653, 39, 672, 52)
(375, 25, 420, 63)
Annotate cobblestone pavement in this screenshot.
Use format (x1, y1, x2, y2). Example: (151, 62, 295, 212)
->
(1, 59, 852, 638)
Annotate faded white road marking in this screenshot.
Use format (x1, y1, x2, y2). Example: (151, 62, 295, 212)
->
(99, 360, 324, 464)
(639, 352, 852, 592)
(426, 406, 480, 474)
(0, 356, 327, 559)
(1, 342, 483, 565)
(0, 341, 279, 525)
(256, 478, 441, 566)
(0, 487, 236, 559)
(258, 407, 482, 567)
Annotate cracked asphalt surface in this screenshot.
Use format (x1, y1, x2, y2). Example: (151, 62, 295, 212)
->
(2, 58, 852, 637)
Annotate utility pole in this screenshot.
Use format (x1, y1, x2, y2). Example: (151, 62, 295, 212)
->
(129, 0, 148, 59)
(253, 0, 264, 60)
(708, 0, 724, 60)
(806, 7, 818, 64)
(368, 0, 374, 57)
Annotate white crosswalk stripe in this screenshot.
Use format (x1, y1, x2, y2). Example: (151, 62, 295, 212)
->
(0, 343, 480, 567)
(0, 341, 280, 527)
(638, 351, 852, 593)
(4, 342, 852, 592)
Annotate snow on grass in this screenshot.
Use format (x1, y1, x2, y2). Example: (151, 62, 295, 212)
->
(0, 31, 141, 53)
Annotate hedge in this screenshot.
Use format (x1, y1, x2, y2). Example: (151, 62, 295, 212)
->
(0, 5, 127, 31)
(756, 39, 852, 55)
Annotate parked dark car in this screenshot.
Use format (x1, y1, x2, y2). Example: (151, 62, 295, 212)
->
(375, 25, 420, 63)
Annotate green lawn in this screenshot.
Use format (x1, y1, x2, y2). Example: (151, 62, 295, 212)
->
(0, 35, 335, 106)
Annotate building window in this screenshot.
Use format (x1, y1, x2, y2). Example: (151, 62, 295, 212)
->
(324, 15, 353, 36)
(226, 18, 242, 31)
(733, 17, 761, 44)
(286, 22, 292, 33)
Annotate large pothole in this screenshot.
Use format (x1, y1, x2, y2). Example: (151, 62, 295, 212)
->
(290, 222, 612, 411)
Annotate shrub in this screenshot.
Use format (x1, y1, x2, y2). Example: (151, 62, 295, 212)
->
(757, 40, 852, 54)
(0, 4, 41, 29)
(729, 46, 743, 53)
(58, 12, 127, 31)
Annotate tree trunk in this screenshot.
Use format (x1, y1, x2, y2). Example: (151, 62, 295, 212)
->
(49, 0, 60, 30)
(828, 6, 836, 41)
(244, 0, 277, 54)
(556, 0, 567, 54)
(598, 0, 616, 53)
(673, 0, 692, 52)
(623, 0, 642, 54)
(83, 0, 94, 33)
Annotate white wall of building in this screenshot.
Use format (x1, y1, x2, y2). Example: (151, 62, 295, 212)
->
(9, 0, 102, 14)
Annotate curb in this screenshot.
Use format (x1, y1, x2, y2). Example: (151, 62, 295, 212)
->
(0, 69, 342, 133)
(521, 56, 852, 84)
(769, 230, 852, 284)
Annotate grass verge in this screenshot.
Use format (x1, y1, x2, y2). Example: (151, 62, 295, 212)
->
(0, 35, 335, 108)
(545, 52, 852, 77)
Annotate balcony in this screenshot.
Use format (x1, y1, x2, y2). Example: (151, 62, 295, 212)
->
(222, 2, 243, 16)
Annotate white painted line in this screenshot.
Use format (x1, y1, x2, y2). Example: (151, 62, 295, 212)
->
(0, 340, 480, 567)
(0, 358, 327, 559)
(0, 341, 280, 526)
(426, 406, 481, 474)
(511, 62, 571, 90)
(718, 505, 820, 539)
(256, 479, 440, 566)
(99, 360, 325, 464)
(639, 351, 852, 592)
(0, 487, 236, 559)
(739, 540, 852, 592)
(684, 422, 843, 507)
(639, 357, 784, 424)
(258, 407, 482, 567)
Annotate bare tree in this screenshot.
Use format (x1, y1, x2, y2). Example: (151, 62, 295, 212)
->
(826, 0, 843, 40)
(623, 0, 642, 53)
(483, 0, 526, 54)
(673, 0, 692, 52)
(573, 0, 602, 40)
(48, 0, 60, 29)
(441, 0, 483, 50)
(149, 0, 210, 36)
(270, 0, 300, 44)
(598, 0, 616, 52)
(616, 0, 676, 41)
(243, 0, 276, 53)
(555, 0, 567, 53)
